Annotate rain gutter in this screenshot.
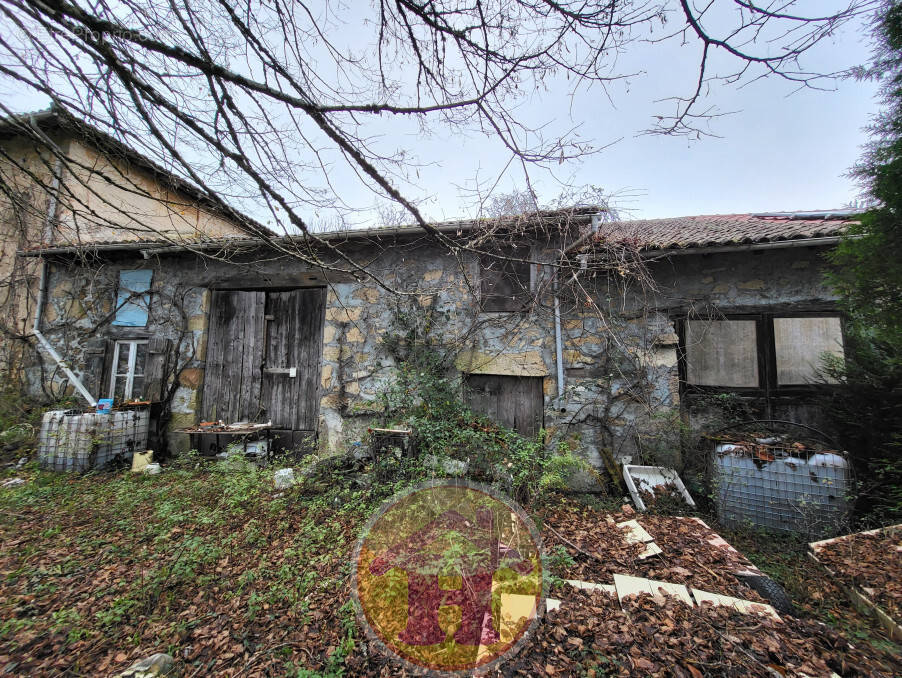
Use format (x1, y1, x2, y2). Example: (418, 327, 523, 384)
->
(639, 236, 852, 260)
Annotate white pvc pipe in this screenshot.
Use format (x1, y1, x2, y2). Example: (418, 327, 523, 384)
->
(32, 328, 97, 407)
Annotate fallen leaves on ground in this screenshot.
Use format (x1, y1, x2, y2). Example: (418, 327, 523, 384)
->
(1, 474, 900, 676)
(538, 499, 765, 600)
(814, 528, 902, 618)
(498, 588, 898, 677)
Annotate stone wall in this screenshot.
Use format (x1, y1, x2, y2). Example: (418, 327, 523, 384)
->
(25, 239, 841, 475)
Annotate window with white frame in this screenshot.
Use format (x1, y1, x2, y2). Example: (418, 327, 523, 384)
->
(109, 340, 148, 401)
(682, 313, 844, 391)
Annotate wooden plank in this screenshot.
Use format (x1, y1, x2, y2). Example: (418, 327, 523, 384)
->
(614, 573, 654, 602)
(300, 288, 326, 430)
(637, 543, 664, 560)
(261, 288, 325, 432)
(187, 271, 357, 288)
(248, 291, 265, 420)
(565, 580, 616, 594)
(808, 547, 902, 641)
(692, 589, 781, 621)
(200, 290, 228, 422)
(261, 292, 282, 426)
(201, 290, 264, 424)
(226, 292, 245, 421)
(464, 374, 543, 438)
(144, 337, 170, 402)
(292, 289, 306, 428)
(617, 520, 655, 543)
(84, 338, 112, 400)
(614, 574, 693, 607)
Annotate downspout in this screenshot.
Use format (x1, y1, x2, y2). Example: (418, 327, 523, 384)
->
(31, 148, 97, 407)
(553, 212, 604, 412)
(553, 276, 565, 412)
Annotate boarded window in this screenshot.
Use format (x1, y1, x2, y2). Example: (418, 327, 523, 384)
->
(113, 269, 153, 327)
(774, 316, 844, 385)
(685, 320, 759, 388)
(480, 252, 530, 312)
(464, 374, 544, 438)
(109, 339, 148, 401)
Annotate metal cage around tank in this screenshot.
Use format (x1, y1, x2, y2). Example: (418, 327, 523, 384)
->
(708, 420, 851, 538)
(38, 408, 150, 471)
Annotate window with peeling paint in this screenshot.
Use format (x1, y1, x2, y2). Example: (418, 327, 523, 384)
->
(774, 316, 844, 385)
(113, 269, 153, 326)
(685, 320, 759, 387)
(681, 313, 844, 392)
(109, 339, 148, 401)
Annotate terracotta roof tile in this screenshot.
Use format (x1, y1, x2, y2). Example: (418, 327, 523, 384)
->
(19, 210, 858, 256)
(596, 213, 857, 250)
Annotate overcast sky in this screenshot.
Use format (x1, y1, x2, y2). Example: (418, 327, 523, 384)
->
(383, 11, 880, 222)
(4, 4, 879, 226)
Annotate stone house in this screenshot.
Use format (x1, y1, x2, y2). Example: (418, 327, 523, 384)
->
(16, 208, 856, 474)
(0, 104, 266, 380)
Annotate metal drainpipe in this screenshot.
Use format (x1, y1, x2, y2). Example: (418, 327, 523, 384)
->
(553, 212, 605, 413)
(553, 274, 565, 412)
(31, 150, 97, 407)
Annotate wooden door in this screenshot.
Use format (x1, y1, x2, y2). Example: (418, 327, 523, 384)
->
(201, 290, 266, 423)
(201, 288, 325, 433)
(464, 374, 544, 438)
(261, 289, 325, 431)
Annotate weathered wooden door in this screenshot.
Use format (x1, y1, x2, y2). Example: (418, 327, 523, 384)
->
(201, 288, 325, 434)
(201, 290, 266, 423)
(261, 289, 325, 431)
(464, 374, 544, 438)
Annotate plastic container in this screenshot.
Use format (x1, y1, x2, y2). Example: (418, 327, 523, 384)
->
(38, 408, 150, 471)
(713, 444, 849, 536)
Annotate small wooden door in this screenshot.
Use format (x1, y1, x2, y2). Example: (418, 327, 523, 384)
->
(464, 374, 544, 438)
(200, 288, 325, 432)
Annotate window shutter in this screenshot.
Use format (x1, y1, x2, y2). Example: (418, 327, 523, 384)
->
(113, 269, 153, 327)
(144, 337, 171, 402)
(84, 338, 113, 400)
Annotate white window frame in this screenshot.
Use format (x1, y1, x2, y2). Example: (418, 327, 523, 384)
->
(109, 339, 148, 401)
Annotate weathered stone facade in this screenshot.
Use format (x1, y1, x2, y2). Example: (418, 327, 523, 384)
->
(23, 233, 841, 476)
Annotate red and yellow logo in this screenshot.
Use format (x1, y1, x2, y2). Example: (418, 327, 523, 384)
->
(352, 480, 545, 674)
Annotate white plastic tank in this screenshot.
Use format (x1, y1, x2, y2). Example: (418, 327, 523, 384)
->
(38, 408, 150, 471)
(713, 443, 849, 537)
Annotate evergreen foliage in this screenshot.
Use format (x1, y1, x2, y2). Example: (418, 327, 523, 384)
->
(825, 1, 902, 523)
